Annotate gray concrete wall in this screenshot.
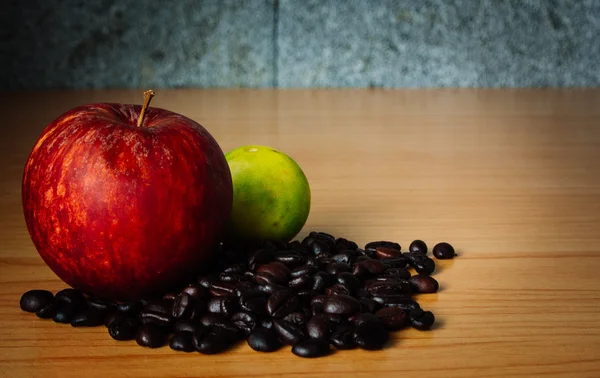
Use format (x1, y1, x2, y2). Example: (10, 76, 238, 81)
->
(2, 0, 599, 89)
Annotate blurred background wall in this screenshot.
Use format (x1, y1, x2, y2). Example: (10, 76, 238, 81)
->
(1, 0, 599, 89)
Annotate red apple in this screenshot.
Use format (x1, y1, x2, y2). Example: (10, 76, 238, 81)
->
(22, 91, 233, 301)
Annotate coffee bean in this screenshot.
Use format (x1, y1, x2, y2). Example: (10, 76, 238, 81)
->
(135, 323, 168, 348)
(162, 292, 177, 301)
(409, 275, 439, 293)
(71, 309, 105, 327)
(55, 289, 86, 310)
(273, 251, 305, 269)
(322, 295, 360, 315)
(267, 289, 300, 318)
(306, 314, 331, 340)
(312, 272, 335, 293)
(414, 257, 436, 275)
(199, 313, 228, 327)
(381, 268, 411, 280)
(256, 283, 287, 295)
(290, 265, 319, 279)
(239, 291, 268, 316)
(219, 273, 246, 283)
(169, 331, 195, 352)
(381, 257, 409, 269)
(231, 311, 258, 335)
(193, 328, 233, 354)
(108, 317, 138, 341)
(247, 327, 282, 352)
(283, 311, 306, 326)
(207, 296, 239, 317)
(223, 263, 247, 275)
(353, 259, 385, 277)
(330, 325, 356, 350)
(255, 264, 289, 286)
(353, 319, 389, 350)
(197, 275, 215, 289)
(171, 292, 193, 319)
(292, 338, 331, 358)
(117, 301, 143, 314)
(359, 298, 382, 313)
(375, 307, 408, 330)
(140, 303, 174, 326)
(375, 246, 403, 259)
(335, 238, 358, 251)
(365, 241, 401, 252)
(288, 275, 314, 290)
(330, 252, 354, 265)
(20, 290, 54, 313)
(349, 312, 380, 326)
(173, 319, 201, 333)
(52, 305, 78, 324)
(87, 297, 116, 312)
(409, 240, 428, 255)
(433, 242, 456, 259)
(289, 240, 309, 255)
(272, 319, 306, 345)
(248, 249, 274, 269)
(410, 309, 435, 330)
(36, 302, 56, 319)
(364, 280, 411, 296)
(336, 272, 360, 296)
(310, 240, 332, 256)
(325, 284, 351, 296)
(261, 318, 274, 330)
(326, 262, 351, 275)
(209, 282, 238, 297)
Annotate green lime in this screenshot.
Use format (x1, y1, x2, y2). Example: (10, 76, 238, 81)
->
(225, 145, 311, 242)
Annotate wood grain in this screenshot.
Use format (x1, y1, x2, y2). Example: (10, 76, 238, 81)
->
(0, 89, 599, 377)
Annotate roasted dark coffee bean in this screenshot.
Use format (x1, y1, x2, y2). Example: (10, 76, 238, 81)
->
(375, 307, 408, 330)
(296, 290, 319, 308)
(200, 313, 228, 327)
(381, 257, 409, 269)
(117, 301, 143, 314)
(136, 324, 168, 348)
(312, 272, 335, 293)
(336, 272, 360, 296)
(188, 299, 207, 320)
(353, 319, 389, 350)
(326, 262, 351, 275)
(20, 290, 54, 313)
(248, 249, 274, 269)
(261, 318, 274, 329)
(375, 297, 421, 312)
(71, 309, 105, 327)
(288, 275, 314, 290)
(272, 319, 306, 345)
(162, 292, 177, 301)
(171, 292, 193, 319)
(223, 263, 247, 274)
(305, 255, 317, 266)
(273, 251, 305, 268)
(36, 302, 56, 319)
(140, 303, 174, 326)
(283, 311, 306, 326)
(335, 238, 358, 251)
(414, 257, 436, 275)
(306, 314, 331, 339)
(359, 298, 382, 313)
(104, 313, 124, 328)
(52, 305, 78, 324)
(289, 240, 309, 254)
(331, 252, 353, 265)
(375, 246, 403, 259)
(310, 295, 328, 313)
(219, 273, 246, 283)
(267, 289, 300, 318)
(409, 275, 439, 293)
(255, 265, 289, 286)
(55, 289, 86, 310)
(365, 241, 401, 252)
(330, 325, 356, 350)
(247, 327, 282, 352)
(353, 259, 385, 277)
(244, 270, 256, 281)
(197, 275, 215, 289)
(169, 330, 195, 352)
(310, 240, 331, 256)
(194, 329, 233, 354)
(292, 338, 331, 358)
(87, 297, 116, 312)
(173, 319, 201, 333)
(410, 309, 435, 330)
(364, 280, 411, 296)
(207, 296, 239, 317)
(322, 295, 360, 315)
(234, 280, 255, 293)
(325, 284, 351, 296)
(381, 268, 411, 280)
(356, 248, 376, 258)
(302, 233, 318, 247)
(209, 282, 238, 297)
(290, 265, 319, 279)
(231, 311, 258, 335)
(433, 242, 456, 259)
(239, 291, 268, 316)
(256, 283, 287, 295)
(182, 283, 205, 299)
(409, 240, 428, 255)
(108, 317, 138, 341)
(349, 312, 380, 326)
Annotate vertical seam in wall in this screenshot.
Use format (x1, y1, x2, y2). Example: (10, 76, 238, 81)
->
(272, 0, 279, 88)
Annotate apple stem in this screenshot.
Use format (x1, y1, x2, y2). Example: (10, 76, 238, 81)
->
(137, 90, 155, 127)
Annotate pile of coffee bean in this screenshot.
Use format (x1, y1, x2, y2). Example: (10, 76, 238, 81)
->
(19, 232, 456, 358)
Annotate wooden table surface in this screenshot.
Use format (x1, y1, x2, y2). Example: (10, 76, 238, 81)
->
(0, 89, 599, 377)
